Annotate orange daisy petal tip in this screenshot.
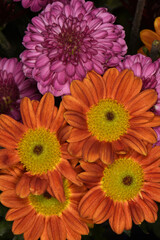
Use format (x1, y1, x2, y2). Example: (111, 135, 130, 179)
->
(62, 68, 158, 162)
(0, 172, 89, 240)
(78, 147, 160, 234)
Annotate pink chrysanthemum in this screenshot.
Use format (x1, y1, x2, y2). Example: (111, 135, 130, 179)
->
(20, 0, 127, 96)
(13, 0, 70, 12)
(117, 53, 160, 144)
(0, 58, 41, 120)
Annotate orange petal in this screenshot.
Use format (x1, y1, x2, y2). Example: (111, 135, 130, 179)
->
(123, 201, 132, 231)
(103, 68, 119, 98)
(64, 111, 87, 129)
(154, 17, 160, 36)
(141, 146, 160, 169)
(70, 79, 95, 106)
(0, 190, 28, 208)
(16, 174, 31, 198)
(50, 102, 65, 132)
(62, 210, 89, 235)
(0, 114, 26, 138)
(109, 202, 125, 234)
(78, 171, 102, 185)
(12, 209, 36, 234)
(6, 205, 32, 221)
(139, 115, 160, 127)
(62, 95, 88, 114)
(80, 161, 104, 173)
(20, 97, 36, 129)
(130, 111, 154, 125)
(143, 183, 160, 202)
(0, 129, 18, 148)
(36, 93, 55, 129)
(100, 141, 114, 164)
(57, 125, 72, 144)
(83, 77, 99, 103)
(0, 149, 19, 169)
(121, 134, 147, 155)
(68, 128, 91, 142)
(93, 197, 113, 224)
(114, 70, 137, 103)
(87, 71, 105, 99)
(0, 174, 17, 191)
(129, 200, 144, 224)
(140, 29, 160, 50)
(57, 158, 82, 186)
(48, 170, 65, 202)
(30, 176, 48, 195)
(136, 195, 157, 223)
(23, 214, 45, 240)
(127, 127, 157, 144)
(78, 186, 102, 218)
(68, 140, 85, 158)
(47, 216, 67, 240)
(82, 136, 99, 162)
(31, 100, 39, 113)
(126, 89, 157, 115)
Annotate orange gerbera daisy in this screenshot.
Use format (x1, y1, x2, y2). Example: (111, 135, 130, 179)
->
(78, 146, 160, 234)
(62, 68, 160, 164)
(0, 93, 81, 201)
(0, 167, 89, 240)
(139, 16, 160, 56)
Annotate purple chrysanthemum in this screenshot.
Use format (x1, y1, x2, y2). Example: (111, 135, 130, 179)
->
(13, 0, 70, 12)
(116, 53, 160, 144)
(0, 58, 41, 120)
(20, 0, 127, 96)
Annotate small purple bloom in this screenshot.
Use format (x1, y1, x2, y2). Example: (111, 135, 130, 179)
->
(117, 53, 160, 144)
(20, 0, 127, 96)
(13, 0, 70, 12)
(0, 58, 41, 120)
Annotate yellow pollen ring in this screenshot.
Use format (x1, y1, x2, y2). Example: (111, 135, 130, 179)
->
(101, 157, 144, 202)
(28, 180, 70, 216)
(17, 128, 61, 175)
(87, 99, 130, 142)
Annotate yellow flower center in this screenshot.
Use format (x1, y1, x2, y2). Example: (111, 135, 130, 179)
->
(17, 128, 61, 175)
(29, 180, 70, 216)
(87, 99, 130, 142)
(101, 157, 144, 201)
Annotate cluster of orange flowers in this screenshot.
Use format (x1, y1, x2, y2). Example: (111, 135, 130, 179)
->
(0, 68, 160, 239)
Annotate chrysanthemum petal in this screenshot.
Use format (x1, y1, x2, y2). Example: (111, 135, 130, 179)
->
(64, 111, 87, 129)
(154, 17, 160, 36)
(127, 127, 157, 144)
(123, 201, 132, 231)
(0, 149, 19, 169)
(23, 214, 45, 240)
(12, 209, 36, 234)
(138, 115, 160, 127)
(57, 158, 82, 186)
(16, 174, 31, 198)
(48, 170, 65, 202)
(143, 183, 160, 202)
(68, 140, 85, 158)
(109, 202, 125, 234)
(140, 30, 160, 50)
(103, 68, 119, 98)
(129, 200, 144, 224)
(0, 190, 28, 208)
(30, 175, 48, 195)
(62, 210, 89, 235)
(36, 93, 55, 128)
(6, 206, 33, 221)
(87, 71, 105, 99)
(82, 136, 100, 162)
(62, 95, 88, 114)
(100, 141, 114, 164)
(0, 129, 18, 148)
(0, 175, 17, 191)
(20, 97, 37, 128)
(47, 216, 67, 240)
(93, 197, 113, 224)
(121, 134, 147, 155)
(50, 102, 65, 132)
(130, 112, 154, 124)
(126, 89, 157, 115)
(70, 80, 95, 107)
(57, 125, 72, 144)
(68, 128, 91, 142)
